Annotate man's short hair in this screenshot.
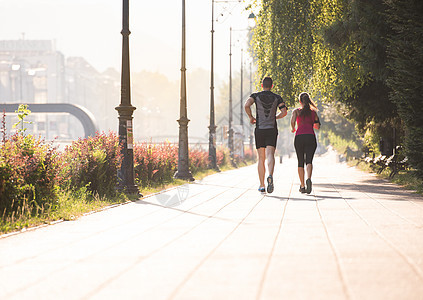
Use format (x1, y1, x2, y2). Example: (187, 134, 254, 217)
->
(262, 77, 273, 88)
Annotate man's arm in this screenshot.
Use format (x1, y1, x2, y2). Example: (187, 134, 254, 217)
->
(244, 97, 256, 124)
(276, 102, 287, 119)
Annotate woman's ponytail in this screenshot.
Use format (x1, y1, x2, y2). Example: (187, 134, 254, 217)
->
(299, 92, 317, 117)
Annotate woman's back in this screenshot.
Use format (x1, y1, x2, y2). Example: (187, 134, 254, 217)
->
(295, 109, 316, 136)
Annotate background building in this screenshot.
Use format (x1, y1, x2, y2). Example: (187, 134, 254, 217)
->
(0, 38, 211, 145)
(0, 39, 120, 141)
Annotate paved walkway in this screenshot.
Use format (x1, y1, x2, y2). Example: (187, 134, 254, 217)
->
(1, 151, 423, 300)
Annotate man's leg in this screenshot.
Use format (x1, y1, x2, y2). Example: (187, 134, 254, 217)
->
(266, 146, 276, 176)
(257, 147, 266, 188)
(265, 146, 276, 193)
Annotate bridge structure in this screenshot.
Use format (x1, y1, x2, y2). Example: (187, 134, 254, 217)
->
(0, 103, 98, 138)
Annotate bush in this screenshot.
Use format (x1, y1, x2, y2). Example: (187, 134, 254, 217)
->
(189, 148, 209, 174)
(0, 133, 59, 215)
(133, 142, 178, 188)
(59, 132, 121, 197)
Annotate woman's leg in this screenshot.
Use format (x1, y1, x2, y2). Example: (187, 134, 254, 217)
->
(306, 163, 313, 180)
(304, 135, 317, 180)
(298, 167, 305, 187)
(294, 135, 305, 188)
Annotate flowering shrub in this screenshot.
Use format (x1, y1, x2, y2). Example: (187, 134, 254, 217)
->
(133, 142, 178, 187)
(243, 147, 256, 162)
(0, 133, 59, 215)
(189, 148, 209, 174)
(1, 117, 253, 220)
(59, 132, 121, 197)
(216, 146, 228, 166)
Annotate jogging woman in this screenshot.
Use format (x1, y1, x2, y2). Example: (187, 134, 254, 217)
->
(290, 92, 320, 194)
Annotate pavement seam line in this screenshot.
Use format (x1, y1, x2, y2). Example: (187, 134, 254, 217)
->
(83, 183, 256, 299)
(352, 183, 422, 228)
(2, 185, 237, 299)
(255, 171, 293, 300)
(168, 191, 267, 300)
(331, 183, 423, 283)
(1, 168, 253, 272)
(0, 183, 217, 270)
(314, 184, 352, 300)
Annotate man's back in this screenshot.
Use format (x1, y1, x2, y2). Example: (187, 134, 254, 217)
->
(250, 91, 283, 129)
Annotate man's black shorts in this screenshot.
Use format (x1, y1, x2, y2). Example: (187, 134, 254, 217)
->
(255, 128, 278, 149)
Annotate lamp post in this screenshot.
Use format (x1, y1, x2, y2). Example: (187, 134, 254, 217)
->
(116, 0, 139, 195)
(174, 0, 194, 181)
(247, 12, 256, 158)
(228, 27, 236, 166)
(208, 0, 219, 171)
(239, 48, 244, 158)
(249, 59, 254, 155)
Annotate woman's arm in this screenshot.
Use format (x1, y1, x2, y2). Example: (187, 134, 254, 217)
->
(290, 109, 297, 133)
(313, 111, 321, 130)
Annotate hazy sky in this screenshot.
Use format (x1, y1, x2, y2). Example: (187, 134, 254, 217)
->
(0, 0, 255, 80)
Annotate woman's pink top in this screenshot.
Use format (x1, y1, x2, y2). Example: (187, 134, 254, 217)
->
(295, 109, 316, 136)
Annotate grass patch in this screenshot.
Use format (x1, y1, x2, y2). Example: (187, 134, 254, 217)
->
(0, 188, 131, 235)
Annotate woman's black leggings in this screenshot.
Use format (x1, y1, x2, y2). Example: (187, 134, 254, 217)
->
(294, 134, 317, 167)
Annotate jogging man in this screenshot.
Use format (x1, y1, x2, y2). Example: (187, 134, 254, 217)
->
(244, 76, 287, 193)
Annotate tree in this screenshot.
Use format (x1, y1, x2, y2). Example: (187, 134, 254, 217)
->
(385, 0, 423, 177)
(251, 0, 399, 148)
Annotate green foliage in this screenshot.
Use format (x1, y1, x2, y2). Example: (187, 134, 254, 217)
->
(251, 0, 423, 175)
(12, 104, 33, 134)
(318, 102, 362, 157)
(133, 142, 178, 188)
(321, 0, 400, 140)
(59, 132, 122, 197)
(0, 133, 59, 216)
(252, 0, 315, 105)
(385, 0, 423, 178)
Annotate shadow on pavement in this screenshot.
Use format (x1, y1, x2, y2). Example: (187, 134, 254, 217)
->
(265, 195, 351, 201)
(318, 179, 423, 200)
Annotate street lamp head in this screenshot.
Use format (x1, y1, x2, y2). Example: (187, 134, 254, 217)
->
(248, 12, 256, 28)
(11, 64, 21, 71)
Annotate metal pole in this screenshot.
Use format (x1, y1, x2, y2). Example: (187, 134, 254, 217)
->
(249, 60, 254, 157)
(240, 48, 244, 158)
(228, 27, 235, 166)
(208, 0, 219, 171)
(175, 0, 194, 181)
(116, 0, 139, 195)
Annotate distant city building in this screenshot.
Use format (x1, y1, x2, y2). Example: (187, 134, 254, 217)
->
(0, 39, 119, 140)
(0, 38, 209, 144)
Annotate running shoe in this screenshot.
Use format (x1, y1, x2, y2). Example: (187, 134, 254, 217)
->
(267, 175, 274, 193)
(258, 187, 266, 193)
(299, 186, 306, 193)
(306, 178, 312, 194)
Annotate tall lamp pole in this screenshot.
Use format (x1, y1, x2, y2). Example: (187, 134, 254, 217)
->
(228, 27, 236, 166)
(240, 48, 244, 158)
(116, 0, 139, 195)
(175, 0, 194, 181)
(208, 0, 219, 171)
(249, 60, 254, 155)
